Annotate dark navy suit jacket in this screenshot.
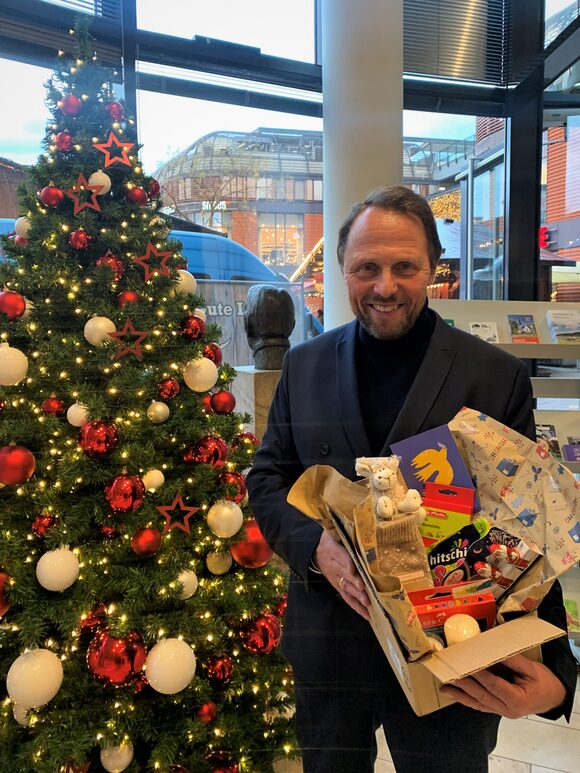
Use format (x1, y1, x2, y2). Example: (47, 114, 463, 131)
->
(246, 313, 577, 718)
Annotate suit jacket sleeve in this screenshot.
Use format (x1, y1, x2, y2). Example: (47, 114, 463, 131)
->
(246, 351, 324, 585)
(503, 359, 577, 721)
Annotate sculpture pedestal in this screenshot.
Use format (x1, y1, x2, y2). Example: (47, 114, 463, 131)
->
(231, 366, 282, 441)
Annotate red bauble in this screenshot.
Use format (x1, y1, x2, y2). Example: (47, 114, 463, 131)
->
(197, 700, 217, 725)
(229, 519, 273, 569)
(105, 474, 145, 513)
(69, 229, 91, 249)
(207, 751, 239, 773)
(230, 432, 260, 452)
(0, 291, 26, 319)
(32, 513, 57, 537)
(80, 602, 107, 635)
(212, 765, 239, 773)
(158, 378, 180, 400)
(126, 187, 149, 205)
(39, 185, 64, 207)
(41, 396, 66, 417)
(96, 253, 125, 281)
(202, 342, 223, 366)
(205, 655, 233, 688)
(240, 612, 281, 655)
(54, 130, 73, 151)
(201, 394, 214, 414)
(59, 94, 82, 115)
(169, 767, 190, 773)
(100, 525, 119, 539)
(13, 235, 28, 247)
(117, 290, 139, 308)
(79, 421, 118, 458)
(0, 445, 36, 486)
(131, 527, 162, 558)
(0, 573, 11, 618)
(148, 178, 160, 196)
(180, 315, 206, 341)
(86, 629, 146, 687)
(105, 101, 124, 122)
(183, 435, 228, 468)
(219, 471, 247, 504)
(274, 593, 288, 619)
(210, 391, 236, 414)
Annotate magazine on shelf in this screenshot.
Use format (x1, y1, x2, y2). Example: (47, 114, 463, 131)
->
(469, 321, 499, 343)
(545, 308, 580, 344)
(507, 314, 540, 343)
(535, 423, 562, 459)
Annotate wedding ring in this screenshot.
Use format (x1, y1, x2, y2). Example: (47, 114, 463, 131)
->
(339, 576, 346, 590)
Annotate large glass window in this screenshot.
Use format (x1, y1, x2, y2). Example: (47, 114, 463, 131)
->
(258, 213, 304, 276)
(545, 1, 580, 47)
(472, 163, 504, 300)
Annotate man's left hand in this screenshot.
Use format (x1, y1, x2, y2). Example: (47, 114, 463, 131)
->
(440, 654, 566, 719)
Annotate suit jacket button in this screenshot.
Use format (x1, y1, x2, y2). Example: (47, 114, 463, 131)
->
(320, 443, 330, 456)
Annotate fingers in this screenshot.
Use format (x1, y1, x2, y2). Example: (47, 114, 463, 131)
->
(440, 676, 509, 716)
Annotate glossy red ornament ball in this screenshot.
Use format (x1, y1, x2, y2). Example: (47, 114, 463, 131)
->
(32, 513, 57, 537)
(96, 253, 125, 281)
(59, 94, 82, 115)
(0, 445, 36, 486)
(230, 432, 260, 452)
(54, 130, 73, 151)
(274, 593, 288, 619)
(126, 186, 149, 205)
(212, 764, 239, 773)
(41, 396, 66, 417)
(39, 185, 64, 207)
(202, 342, 223, 366)
(0, 290, 26, 319)
(240, 612, 281, 655)
(131, 527, 162, 558)
(69, 229, 91, 250)
(210, 390, 236, 414)
(148, 178, 160, 196)
(158, 378, 180, 400)
(205, 655, 233, 688)
(117, 290, 139, 308)
(197, 700, 217, 725)
(100, 525, 119, 539)
(0, 573, 11, 618)
(105, 474, 145, 513)
(183, 435, 228, 468)
(80, 602, 107, 635)
(105, 101, 124, 122)
(229, 518, 273, 569)
(207, 751, 239, 773)
(220, 470, 247, 504)
(180, 315, 206, 341)
(87, 629, 146, 687)
(79, 420, 118, 458)
(13, 235, 28, 247)
(201, 394, 214, 414)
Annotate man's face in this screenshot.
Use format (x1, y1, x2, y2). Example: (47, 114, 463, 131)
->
(342, 207, 435, 340)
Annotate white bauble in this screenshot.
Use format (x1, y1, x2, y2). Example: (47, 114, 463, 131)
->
(207, 500, 243, 538)
(14, 217, 31, 238)
(83, 316, 116, 347)
(175, 270, 197, 295)
(88, 170, 112, 195)
(178, 569, 198, 599)
(12, 704, 29, 726)
(206, 551, 232, 575)
(0, 343, 29, 386)
(193, 307, 206, 322)
(142, 469, 165, 492)
(66, 403, 89, 427)
(145, 638, 196, 694)
(100, 741, 134, 773)
(36, 547, 79, 592)
(7, 649, 63, 708)
(183, 357, 218, 392)
(146, 400, 170, 424)
(444, 614, 481, 646)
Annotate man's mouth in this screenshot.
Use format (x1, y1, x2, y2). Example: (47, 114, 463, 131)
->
(369, 302, 403, 313)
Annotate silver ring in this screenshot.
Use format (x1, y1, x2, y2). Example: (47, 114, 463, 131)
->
(339, 576, 346, 590)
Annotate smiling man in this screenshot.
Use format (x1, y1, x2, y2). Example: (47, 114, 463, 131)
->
(246, 186, 576, 773)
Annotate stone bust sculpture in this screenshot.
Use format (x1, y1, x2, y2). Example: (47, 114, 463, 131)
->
(243, 284, 296, 370)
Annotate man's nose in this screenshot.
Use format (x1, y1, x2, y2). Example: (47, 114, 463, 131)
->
(374, 267, 397, 297)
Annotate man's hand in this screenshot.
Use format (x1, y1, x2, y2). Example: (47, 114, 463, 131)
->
(440, 654, 567, 719)
(314, 530, 371, 620)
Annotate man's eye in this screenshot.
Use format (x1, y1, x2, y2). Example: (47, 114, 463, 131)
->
(355, 263, 377, 275)
(396, 263, 417, 274)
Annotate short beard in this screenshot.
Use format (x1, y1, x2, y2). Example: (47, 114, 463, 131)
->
(354, 307, 417, 341)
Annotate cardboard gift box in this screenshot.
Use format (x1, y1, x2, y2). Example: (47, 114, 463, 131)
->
(287, 408, 580, 716)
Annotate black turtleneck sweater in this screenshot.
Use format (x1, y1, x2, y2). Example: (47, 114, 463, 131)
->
(356, 303, 437, 455)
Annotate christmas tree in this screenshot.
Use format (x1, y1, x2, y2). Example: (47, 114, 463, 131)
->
(0, 22, 294, 773)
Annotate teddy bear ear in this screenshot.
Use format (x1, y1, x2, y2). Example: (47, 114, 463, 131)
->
(355, 458, 373, 478)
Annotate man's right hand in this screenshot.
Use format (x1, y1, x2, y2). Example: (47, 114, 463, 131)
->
(314, 530, 371, 620)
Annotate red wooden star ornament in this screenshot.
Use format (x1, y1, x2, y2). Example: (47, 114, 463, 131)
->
(64, 173, 102, 215)
(93, 131, 135, 167)
(108, 318, 149, 359)
(156, 494, 200, 535)
(133, 242, 172, 281)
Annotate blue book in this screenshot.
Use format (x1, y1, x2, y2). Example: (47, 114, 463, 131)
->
(391, 424, 479, 511)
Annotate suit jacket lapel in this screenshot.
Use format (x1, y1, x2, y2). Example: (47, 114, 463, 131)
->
(336, 321, 372, 459)
(381, 315, 457, 452)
